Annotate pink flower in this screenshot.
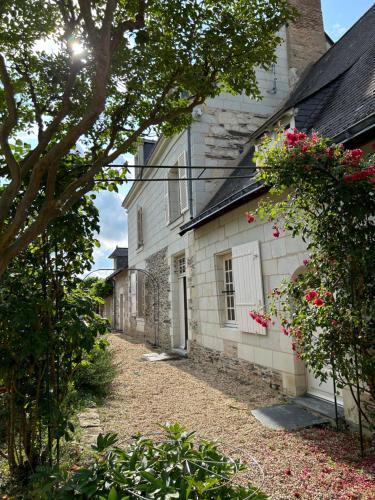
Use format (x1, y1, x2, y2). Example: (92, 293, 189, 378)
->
(303, 259, 310, 266)
(326, 147, 335, 159)
(314, 297, 325, 307)
(324, 291, 333, 297)
(331, 320, 338, 327)
(273, 228, 280, 238)
(245, 211, 255, 223)
(281, 327, 289, 336)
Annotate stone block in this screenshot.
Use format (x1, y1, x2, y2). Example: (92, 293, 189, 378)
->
(253, 346, 273, 368)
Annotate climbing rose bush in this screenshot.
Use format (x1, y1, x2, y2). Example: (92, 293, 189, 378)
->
(253, 130, 375, 426)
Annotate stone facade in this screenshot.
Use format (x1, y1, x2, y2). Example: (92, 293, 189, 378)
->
(145, 247, 171, 349)
(112, 269, 129, 332)
(189, 341, 282, 390)
(122, 0, 330, 402)
(188, 195, 309, 398)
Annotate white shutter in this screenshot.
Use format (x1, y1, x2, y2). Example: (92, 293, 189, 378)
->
(130, 272, 137, 316)
(137, 207, 143, 247)
(165, 175, 170, 225)
(178, 151, 188, 212)
(232, 240, 265, 335)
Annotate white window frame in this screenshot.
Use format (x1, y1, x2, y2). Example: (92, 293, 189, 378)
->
(223, 255, 236, 326)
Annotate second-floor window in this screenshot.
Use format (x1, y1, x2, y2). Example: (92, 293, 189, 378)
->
(137, 206, 143, 248)
(165, 151, 189, 224)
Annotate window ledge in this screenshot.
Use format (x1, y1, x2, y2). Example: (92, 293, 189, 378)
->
(167, 215, 183, 229)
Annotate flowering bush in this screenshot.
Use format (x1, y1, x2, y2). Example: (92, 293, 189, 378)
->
(254, 130, 375, 426)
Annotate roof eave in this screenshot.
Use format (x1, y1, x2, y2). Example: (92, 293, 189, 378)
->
(179, 183, 268, 236)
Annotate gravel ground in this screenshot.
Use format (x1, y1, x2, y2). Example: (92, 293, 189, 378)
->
(99, 333, 375, 500)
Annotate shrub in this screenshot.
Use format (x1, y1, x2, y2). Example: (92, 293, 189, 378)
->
(74, 338, 117, 400)
(55, 423, 268, 499)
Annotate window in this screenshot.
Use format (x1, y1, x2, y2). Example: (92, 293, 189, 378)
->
(137, 206, 143, 248)
(223, 256, 236, 323)
(165, 151, 189, 224)
(136, 272, 145, 318)
(176, 256, 186, 276)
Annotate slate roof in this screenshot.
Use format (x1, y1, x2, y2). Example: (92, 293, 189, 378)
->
(180, 149, 267, 235)
(108, 247, 128, 259)
(252, 4, 375, 142)
(180, 5, 375, 235)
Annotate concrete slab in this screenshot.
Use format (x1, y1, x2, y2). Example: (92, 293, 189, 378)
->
(251, 403, 330, 430)
(141, 352, 184, 362)
(293, 395, 345, 421)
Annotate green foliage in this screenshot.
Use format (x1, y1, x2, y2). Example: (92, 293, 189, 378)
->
(50, 423, 268, 499)
(0, 193, 108, 475)
(255, 130, 375, 425)
(83, 278, 113, 300)
(0, 0, 297, 272)
(74, 339, 117, 400)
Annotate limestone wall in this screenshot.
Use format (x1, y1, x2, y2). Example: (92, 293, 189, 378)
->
(189, 194, 310, 397)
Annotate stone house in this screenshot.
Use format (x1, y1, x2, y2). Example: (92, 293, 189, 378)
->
(104, 247, 129, 331)
(121, 3, 375, 423)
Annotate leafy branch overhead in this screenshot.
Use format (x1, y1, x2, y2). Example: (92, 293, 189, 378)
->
(0, 0, 296, 275)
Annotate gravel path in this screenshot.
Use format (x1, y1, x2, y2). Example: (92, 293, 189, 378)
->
(99, 333, 375, 500)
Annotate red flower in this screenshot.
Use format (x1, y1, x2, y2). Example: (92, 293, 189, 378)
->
(351, 148, 363, 158)
(245, 211, 255, 223)
(281, 327, 289, 336)
(324, 291, 333, 297)
(331, 320, 338, 327)
(363, 165, 375, 175)
(305, 290, 317, 301)
(303, 259, 310, 266)
(314, 297, 325, 307)
(273, 228, 280, 238)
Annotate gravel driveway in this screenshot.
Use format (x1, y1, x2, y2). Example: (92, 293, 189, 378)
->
(99, 333, 375, 500)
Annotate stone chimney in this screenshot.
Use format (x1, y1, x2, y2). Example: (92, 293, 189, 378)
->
(286, 0, 327, 87)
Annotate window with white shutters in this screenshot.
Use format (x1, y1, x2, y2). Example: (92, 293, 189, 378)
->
(137, 206, 143, 248)
(165, 167, 180, 224)
(178, 151, 189, 213)
(232, 240, 265, 335)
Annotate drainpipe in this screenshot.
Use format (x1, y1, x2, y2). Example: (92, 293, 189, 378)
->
(187, 125, 194, 220)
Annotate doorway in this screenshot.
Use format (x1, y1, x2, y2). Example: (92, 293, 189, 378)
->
(176, 256, 188, 350)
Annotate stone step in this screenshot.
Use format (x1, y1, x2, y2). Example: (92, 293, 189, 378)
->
(292, 395, 345, 421)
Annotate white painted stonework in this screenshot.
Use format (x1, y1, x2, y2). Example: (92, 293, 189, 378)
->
(121, 15, 340, 409)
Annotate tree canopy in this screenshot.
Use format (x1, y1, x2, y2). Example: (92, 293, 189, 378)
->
(0, 0, 296, 275)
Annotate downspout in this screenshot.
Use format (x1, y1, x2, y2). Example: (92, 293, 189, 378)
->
(187, 125, 194, 219)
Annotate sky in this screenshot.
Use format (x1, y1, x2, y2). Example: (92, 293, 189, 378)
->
(91, 0, 374, 274)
